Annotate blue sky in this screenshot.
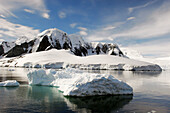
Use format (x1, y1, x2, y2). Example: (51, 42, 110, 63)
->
(0, 0, 170, 58)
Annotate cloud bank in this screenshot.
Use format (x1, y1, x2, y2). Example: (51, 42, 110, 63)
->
(0, 18, 40, 41)
(0, 0, 50, 19)
(86, 0, 170, 57)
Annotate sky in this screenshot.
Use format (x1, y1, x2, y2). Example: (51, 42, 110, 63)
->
(0, 0, 170, 58)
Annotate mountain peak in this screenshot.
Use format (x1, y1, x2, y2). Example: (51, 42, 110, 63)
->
(15, 36, 34, 45)
(37, 28, 66, 37)
(0, 27, 125, 58)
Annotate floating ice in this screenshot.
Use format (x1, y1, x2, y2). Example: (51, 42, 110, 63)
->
(27, 68, 133, 96)
(0, 80, 20, 87)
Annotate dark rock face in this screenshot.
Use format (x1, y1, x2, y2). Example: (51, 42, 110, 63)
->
(37, 35, 51, 52)
(72, 46, 88, 56)
(0, 45, 4, 56)
(4, 40, 34, 57)
(89, 43, 124, 57)
(54, 40, 62, 49)
(79, 46, 88, 56)
(63, 42, 71, 50)
(95, 46, 101, 55)
(73, 47, 83, 56)
(0, 41, 15, 56)
(119, 51, 124, 57)
(5, 45, 26, 57)
(102, 44, 108, 54)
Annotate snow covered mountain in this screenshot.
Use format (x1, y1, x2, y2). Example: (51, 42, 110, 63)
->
(0, 41, 15, 56)
(0, 28, 163, 71)
(0, 28, 125, 58)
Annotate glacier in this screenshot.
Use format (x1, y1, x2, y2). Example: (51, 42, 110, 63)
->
(27, 68, 133, 96)
(0, 49, 162, 71)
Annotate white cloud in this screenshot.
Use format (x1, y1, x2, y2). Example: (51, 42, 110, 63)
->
(86, 20, 128, 42)
(86, 35, 107, 42)
(0, 38, 4, 44)
(0, 18, 40, 41)
(127, 17, 135, 21)
(24, 9, 35, 14)
(126, 38, 170, 57)
(86, 1, 170, 57)
(128, 0, 157, 13)
(110, 2, 170, 40)
(0, 14, 5, 18)
(86, 28, 114, 41)
(0, 38, 4, 41)
(87, 1, 170, 41)
(0, 0, 50, 19)
(70, 23, 77, 28)
(42, 13, 50, 19)
(79, 31, 88, 36)
(103, 26, 116, 31)
(77, 26, 88, 36)
(77, 27, 87, 31)
(58, 11, 66, 19)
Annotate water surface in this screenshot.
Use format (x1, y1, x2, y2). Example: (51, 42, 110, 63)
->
(0, 67, 170, 113)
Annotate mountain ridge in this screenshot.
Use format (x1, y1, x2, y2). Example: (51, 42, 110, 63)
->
(0, 28, 125, 58)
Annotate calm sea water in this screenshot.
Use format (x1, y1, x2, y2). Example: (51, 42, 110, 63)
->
(0, 67, 170, 113)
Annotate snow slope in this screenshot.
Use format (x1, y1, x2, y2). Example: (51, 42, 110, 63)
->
(121, 47, 170, 70)
(151, 57, 170, 70)
(0, 49, 162, 71)
(15, 36, 35, 45)
(121, 47, 143, 59)
(27, 68, 133, 96)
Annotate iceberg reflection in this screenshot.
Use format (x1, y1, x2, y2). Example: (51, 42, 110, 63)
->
(65, 95, 133, 113)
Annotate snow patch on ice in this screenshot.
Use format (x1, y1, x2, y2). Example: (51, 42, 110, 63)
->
(27, 68, 133, 96)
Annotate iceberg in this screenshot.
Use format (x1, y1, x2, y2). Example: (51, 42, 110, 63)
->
(0, 80, 20, 87)
(27, 68, 133, 96)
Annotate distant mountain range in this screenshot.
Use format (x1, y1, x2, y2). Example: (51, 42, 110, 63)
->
(0, 28, 125, 58)
(0, 28, 163, 71)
